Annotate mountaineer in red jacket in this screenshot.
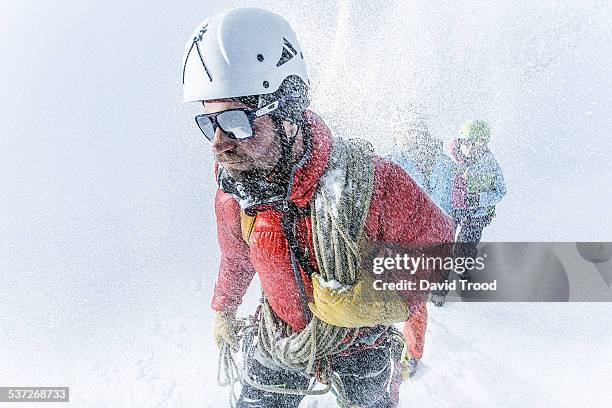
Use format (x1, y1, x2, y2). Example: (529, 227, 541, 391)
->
(182, 7, 454, 407)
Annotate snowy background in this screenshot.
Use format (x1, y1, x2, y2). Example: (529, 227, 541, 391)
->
(1, 0, 612, 406)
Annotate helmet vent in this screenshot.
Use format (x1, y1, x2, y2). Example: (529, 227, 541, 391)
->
(182, 24, 212, 84)
(283, 38, 297, 54)
(276, 38, 298, 67)
(194, 41, 213, 82)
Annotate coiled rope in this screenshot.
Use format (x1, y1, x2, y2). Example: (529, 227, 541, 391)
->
(217, 315, 351, 407)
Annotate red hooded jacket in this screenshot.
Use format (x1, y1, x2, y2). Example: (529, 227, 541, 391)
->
(212, 111, 454, 332)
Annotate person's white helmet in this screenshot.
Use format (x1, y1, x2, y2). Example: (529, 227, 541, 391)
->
(182, 7, 309, 103)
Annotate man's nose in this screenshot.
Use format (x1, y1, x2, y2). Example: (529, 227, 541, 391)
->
(211, 127, 237, 154)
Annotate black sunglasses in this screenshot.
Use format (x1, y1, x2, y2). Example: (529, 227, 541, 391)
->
(194, 101, 280, 142)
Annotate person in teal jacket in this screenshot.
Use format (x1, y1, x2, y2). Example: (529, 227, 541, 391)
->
(450, 120, 506, 254)
(388, 118, 455, 216)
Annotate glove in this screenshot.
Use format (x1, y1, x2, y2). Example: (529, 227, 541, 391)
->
(401, 358, 419, 380)
(466, 193, 480, 208)
(308, 273, 409, 328)
(213, 310, 241, 351)
(400, 346, 419, 380)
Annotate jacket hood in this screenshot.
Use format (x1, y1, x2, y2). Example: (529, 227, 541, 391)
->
(287, 110, 332, 207)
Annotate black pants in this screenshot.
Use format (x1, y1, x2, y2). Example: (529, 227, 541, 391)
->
(455, 210, 492, 242)
(237, 346, 394, 408)
(454, 210, 492, 260)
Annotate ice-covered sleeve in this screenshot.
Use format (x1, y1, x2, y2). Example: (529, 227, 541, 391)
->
(365, 158, 454, 308)
(478, 159, 507, 208)
(211, 189, 256, 312)
(369, 158, 454, 245)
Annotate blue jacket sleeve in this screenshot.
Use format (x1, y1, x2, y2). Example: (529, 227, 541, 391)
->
(430, 155, 455, 215)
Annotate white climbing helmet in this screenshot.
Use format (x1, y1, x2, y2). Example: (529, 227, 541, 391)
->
(182, 7, 309, 103)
